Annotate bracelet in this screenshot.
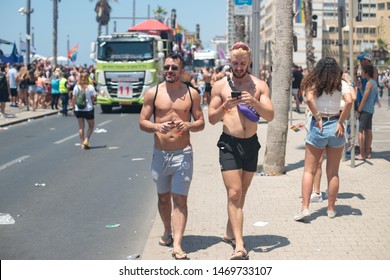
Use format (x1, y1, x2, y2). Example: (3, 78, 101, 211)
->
(221, 103, 231, 112)
(187, 122, 192, 131)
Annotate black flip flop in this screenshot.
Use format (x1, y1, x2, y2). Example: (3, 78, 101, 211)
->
(158, 234, 173, 247)
(222, 237, 236, 249)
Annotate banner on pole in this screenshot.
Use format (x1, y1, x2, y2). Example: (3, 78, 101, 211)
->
(234, 0, 252, 16)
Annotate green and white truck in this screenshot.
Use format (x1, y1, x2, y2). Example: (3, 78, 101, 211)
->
(90, 32, 166, 113)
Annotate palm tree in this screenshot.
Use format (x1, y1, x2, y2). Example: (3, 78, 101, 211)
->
(234, 15, 246, 42)
(95, 0, 113, 36)
(303, 0, 315, 71)
(153, 5, 167, 22)
(262, 0, 294, 175)
(377, 38, 388, 50)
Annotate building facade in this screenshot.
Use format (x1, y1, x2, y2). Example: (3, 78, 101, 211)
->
(255, 0, 390, 68)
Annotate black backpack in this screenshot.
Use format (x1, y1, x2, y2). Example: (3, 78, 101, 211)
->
(75, 86, 87, 109)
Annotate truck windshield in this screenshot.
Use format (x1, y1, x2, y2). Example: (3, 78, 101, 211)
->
(98, 40, 154, 61)
(194, 59, 215, 68)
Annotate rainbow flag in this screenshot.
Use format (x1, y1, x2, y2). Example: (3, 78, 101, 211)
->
(290, 125, 300, 132)
(295, 0, 305, 23)
(68, 43, 78, 62)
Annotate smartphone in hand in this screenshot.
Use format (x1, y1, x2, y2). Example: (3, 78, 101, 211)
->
(231, 91, 241, 98)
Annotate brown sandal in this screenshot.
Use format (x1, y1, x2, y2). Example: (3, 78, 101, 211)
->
(229, 250, 249, 260)
(172, 251, 189, 260)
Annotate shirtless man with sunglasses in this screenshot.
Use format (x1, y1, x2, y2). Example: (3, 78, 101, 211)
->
(140, 53, 205, 260)
(208, 42, 274, 260)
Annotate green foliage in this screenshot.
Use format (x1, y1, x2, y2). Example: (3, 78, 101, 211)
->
(153, 5, 167, 21)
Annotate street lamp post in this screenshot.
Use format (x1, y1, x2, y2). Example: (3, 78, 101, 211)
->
(67, 34, 70, 66)
(32, 26, 35, 49)
(18, 0, 34, 66)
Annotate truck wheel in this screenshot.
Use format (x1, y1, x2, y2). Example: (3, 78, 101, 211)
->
(101, 105, 112, 113)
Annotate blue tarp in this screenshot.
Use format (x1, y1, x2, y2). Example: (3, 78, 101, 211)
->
(0, 43, 23, 65)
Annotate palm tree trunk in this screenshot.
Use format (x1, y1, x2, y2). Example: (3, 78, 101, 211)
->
(262, 0, 293, 175)
(303, 0, 315, 71)
(53, 0, 58, 68)
(234, 15, 246, 42)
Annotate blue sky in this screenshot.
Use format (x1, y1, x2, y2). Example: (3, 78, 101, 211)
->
(0, 0, 226, 65)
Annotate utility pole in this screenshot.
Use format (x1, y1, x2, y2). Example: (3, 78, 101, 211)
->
(26, 0, 31, 66)
(32, 26, 35, 49)
(67, 34, 69, 66)
(337, 0, 345, 67)
(251, 0, 260, 78)
(132, 0, 136, 26)
(349, 0, 356, 168)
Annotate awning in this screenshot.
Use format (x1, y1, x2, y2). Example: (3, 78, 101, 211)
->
(128, 19, 171, 32)
(0, 38, 13, 45)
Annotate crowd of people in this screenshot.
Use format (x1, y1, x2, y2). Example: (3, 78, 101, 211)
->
(0, 60, 98, 149)
(0, 60, 96, 118)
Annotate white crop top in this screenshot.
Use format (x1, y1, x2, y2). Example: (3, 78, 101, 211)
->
(315, 80, 350, 115)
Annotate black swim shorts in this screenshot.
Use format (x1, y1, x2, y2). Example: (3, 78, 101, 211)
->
(217, 132, 261, 172)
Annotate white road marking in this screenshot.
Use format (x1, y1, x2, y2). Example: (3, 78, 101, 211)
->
(97, 120, 112, 126)
(54, 119, 112, 144)
(0, 155, 31, 172)
(54, 133, 78, 144)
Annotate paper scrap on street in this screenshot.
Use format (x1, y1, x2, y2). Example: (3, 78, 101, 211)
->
(131, 158, 145, 161)
(0, 213, 16, 225)
(94, 128, 107, 133)
(253, 221, 268, 227)
(105, 223, 120, 228)
(127, 253, 140, 260)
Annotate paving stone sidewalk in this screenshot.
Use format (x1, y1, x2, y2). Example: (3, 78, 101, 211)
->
(141, 100, 390, 260)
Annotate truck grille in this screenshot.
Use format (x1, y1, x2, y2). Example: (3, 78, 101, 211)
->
(104, 71, 145, 98)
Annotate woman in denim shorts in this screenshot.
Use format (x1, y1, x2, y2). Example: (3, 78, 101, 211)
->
(294, 57, 353, 222)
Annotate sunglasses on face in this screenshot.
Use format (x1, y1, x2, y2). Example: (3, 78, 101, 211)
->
(231, 42, 251, 52)
(163, 65, 179, 71)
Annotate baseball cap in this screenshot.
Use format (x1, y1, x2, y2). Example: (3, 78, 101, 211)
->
(357, 53, 372, 61)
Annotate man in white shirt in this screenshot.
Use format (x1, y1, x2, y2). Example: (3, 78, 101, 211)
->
(7, 64, 18, 107)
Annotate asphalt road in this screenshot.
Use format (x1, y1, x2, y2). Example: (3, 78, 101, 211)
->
(0, 108, 157, 260)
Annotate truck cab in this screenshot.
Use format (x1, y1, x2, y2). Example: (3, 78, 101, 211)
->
(90, 32, 164, 113)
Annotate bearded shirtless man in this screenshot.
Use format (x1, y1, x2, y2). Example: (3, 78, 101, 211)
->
(140, 53, 205, 260)
(208, 42, 274, 260)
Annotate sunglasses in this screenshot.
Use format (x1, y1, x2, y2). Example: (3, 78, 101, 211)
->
(163, 65, 179, 71)
(231, 42, 251, 52)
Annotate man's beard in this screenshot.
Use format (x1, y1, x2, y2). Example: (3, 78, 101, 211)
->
(164, 73, 178, 83)
(232, 67, 248, 79)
